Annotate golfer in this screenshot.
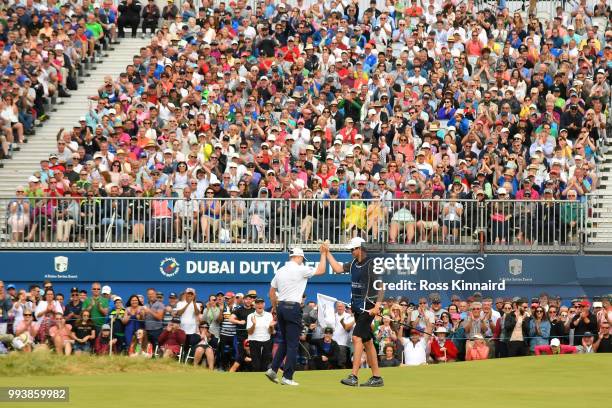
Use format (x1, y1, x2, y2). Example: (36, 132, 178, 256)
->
(266, 246, 327, 386)
(326, 237, 384, 387)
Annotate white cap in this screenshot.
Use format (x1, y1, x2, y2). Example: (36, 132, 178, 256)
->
(501, 127, 509, 133)
(421, 142, 431, 149)
(289, 247, 305, 258)
(163, 149, 173, 154)
(101, 285, 111, 295)
(28, 175, 40, 183)
(368, 108, 377, 116)
(567, 25, 575, 30)
(79, 116, 86, 121)
(229, 185, 240, 192)
(350, 189, 361, 196)
(346, 237, 366, 250)
(435, 327, 448, 334)
(313, 136, 322, 143)
(209, 174, 220, 184)
(497, 187, 507, 195)
(574, 155, 583, 161)
(407, 179, 418, 186)
(355, 133, 363, 140)
(550, 338, 561, 347)
(593, 301, 603, 308)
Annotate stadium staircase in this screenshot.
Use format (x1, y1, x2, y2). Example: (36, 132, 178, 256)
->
(586, 129, 612, 250)
(0, 37, 150, 198)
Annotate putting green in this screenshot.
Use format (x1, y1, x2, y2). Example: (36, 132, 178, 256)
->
(1, 354, 609, 407)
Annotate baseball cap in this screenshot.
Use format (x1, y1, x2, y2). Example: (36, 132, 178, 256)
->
(101, 285, 111, 295)
(583, 331, 594, 337)
(289, 247, 305, 258)
(101, 324, 111, 331)
(550, 338, 561, 347)
(70, 287, 79, 293)
(324, 327, 334, 334)
(246, 290, 258, 298)
(185, 287, 195, 294)
(346, 237, 366, 250)
(171, 317, 181, 324)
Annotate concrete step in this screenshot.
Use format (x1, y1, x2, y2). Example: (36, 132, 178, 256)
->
(587, 237, 612, 243)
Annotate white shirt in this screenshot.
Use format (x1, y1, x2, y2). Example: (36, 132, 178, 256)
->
(270, 260, 315, 303)
(333, 312, 354, 347)
(34, 300, 63, 318)
(411, 309, 436, 327)
(246, 310, 274, 342)
(401, 337, 428, 366)
(175, 301, 198, 335)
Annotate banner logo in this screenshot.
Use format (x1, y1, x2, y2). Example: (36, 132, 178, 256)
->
(160, 258, 180, 277)
(54, 256, 69, 273)
(509, 259, 523, 276)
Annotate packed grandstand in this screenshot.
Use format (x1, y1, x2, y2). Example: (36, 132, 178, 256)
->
(0, 0, 611, 365)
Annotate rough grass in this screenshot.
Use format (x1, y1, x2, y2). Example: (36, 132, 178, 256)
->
(0, 350, 194, 377)
(0, 353, 609, 407)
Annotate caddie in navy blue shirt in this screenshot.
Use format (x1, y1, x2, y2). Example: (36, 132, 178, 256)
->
(326, 237, 384, 388)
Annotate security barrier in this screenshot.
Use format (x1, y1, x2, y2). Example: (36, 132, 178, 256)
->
(0, 196, 590, 253)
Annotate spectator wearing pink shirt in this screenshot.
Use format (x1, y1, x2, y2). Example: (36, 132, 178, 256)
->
(534, 338, 577, 355)
(49, 312, 73, 355)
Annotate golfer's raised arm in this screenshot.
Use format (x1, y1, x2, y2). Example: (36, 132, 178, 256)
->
(313, 245, 328, 276)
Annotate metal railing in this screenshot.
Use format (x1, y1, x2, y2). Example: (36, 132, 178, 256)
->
(0, 196, 592, 253)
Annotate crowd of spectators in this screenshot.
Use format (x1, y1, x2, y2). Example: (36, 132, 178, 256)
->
(3, 0, 611, 247)
(1, 280, 611, 365)
(0, 0, 123, 162)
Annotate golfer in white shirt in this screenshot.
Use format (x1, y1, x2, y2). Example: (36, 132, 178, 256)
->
(265, 246, 327, 386)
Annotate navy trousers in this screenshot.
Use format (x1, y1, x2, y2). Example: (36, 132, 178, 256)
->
(270, 302, 301, 380)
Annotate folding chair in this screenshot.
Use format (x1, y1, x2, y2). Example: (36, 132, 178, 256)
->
(183, 347, 194, 365)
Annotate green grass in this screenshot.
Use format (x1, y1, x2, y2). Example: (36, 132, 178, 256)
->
(1, 353, 609, 407)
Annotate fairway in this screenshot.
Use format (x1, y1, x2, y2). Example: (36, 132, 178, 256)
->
(1, 354, 609, 407)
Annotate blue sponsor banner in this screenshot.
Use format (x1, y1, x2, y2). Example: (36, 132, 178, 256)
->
(0, 252, 611, 304)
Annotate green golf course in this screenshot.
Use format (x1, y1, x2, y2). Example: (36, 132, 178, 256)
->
(1, 353, 608, 407)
